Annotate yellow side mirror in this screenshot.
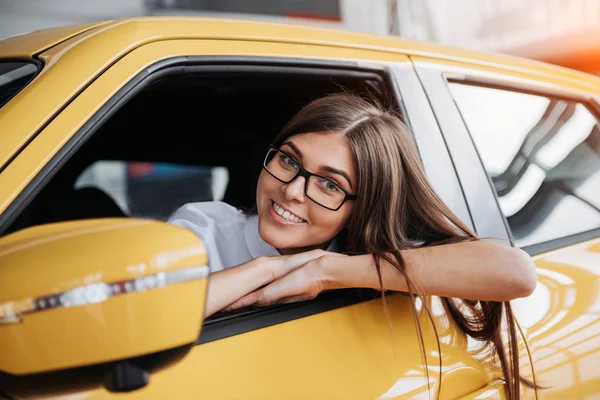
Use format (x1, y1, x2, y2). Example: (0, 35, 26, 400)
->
(0, 218, 208, 376)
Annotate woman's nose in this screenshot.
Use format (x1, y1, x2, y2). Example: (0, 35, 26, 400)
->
(282, 176, 306, 202)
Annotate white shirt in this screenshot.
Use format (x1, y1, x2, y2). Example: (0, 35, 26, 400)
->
(168, 201, 337, 272)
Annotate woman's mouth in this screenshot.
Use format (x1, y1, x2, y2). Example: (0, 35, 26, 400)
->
(270, 201, 306, 224)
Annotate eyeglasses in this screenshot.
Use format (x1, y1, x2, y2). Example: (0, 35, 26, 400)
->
(263, 146, 357, 211)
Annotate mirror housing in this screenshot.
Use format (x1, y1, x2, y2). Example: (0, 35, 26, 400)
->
(0, 218, 208, 375)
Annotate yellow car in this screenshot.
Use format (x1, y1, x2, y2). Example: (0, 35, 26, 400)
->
(0, 18, 599, 400)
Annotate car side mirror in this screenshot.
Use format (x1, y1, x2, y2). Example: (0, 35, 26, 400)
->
(0, 218, 208, 376)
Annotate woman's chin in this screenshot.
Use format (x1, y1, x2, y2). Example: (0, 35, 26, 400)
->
(258, 224, 297, 249)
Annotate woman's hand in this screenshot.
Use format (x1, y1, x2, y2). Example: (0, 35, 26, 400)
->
(223, 253, 347, 311)
(205, 249, 339, 317)
(266, 249, 336, 281)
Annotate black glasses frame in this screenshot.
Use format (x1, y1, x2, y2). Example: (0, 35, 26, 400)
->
(263, 146, 357, 211)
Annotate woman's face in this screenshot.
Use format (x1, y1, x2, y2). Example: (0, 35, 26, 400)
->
(256, 132, 357, 254)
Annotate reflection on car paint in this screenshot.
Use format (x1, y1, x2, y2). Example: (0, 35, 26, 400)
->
(512, 238, 600, 399)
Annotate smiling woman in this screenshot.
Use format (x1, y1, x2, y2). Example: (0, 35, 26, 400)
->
(168, 93, 538, 400)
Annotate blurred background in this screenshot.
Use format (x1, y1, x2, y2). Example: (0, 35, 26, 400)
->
(3, 0, 600, 225)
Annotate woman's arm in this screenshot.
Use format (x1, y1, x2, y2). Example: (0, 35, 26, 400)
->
(224, 241, 537, 310)
(324, 241, 537, 301)
(204, 249, 333, 317)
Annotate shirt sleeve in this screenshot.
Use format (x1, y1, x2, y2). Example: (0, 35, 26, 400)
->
(167, 203, 224, 272)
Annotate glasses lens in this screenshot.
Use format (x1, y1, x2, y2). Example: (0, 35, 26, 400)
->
(306, 175, 346, 210)
(264, 148, 299, 182)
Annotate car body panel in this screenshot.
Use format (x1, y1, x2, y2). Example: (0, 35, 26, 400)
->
(513, 239, 600, 399)
(7, 295, 500, 399)
(0, 22, 112, 59)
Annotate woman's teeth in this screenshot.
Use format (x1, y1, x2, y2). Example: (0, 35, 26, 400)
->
(273, 202, 305, 223)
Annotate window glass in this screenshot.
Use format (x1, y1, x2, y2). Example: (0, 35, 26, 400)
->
(0, 61, 39, 109)
(449, 83, 600, 247)
(75, 161, 229, 220)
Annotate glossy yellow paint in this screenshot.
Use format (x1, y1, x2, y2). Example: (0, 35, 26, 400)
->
(7, 295, 508, 400)
(0, 219, 208, 375)
(512, 238, 600, 400)
(118, 296, 499, 400)
(0, 21, 111, 58)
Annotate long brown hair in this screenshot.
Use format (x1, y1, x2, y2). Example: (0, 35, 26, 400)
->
(272, 93, 533, 399)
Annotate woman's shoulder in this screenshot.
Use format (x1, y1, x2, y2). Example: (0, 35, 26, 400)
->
(168, 201, 246, 228)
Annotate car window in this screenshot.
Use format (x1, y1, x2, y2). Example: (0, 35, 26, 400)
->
(448, 83, 600, 248)
(75, 161, 229, 220)
(0, 61, 39, 109)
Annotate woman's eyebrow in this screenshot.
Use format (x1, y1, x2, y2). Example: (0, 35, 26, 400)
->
(320, 165, 353, 189)
(282, 141, 303, 159)
(282, 141, 353, 189)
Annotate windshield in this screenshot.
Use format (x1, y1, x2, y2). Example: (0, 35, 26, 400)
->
(0, 61, 39, 109)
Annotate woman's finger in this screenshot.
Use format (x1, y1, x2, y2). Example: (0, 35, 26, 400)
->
(225, 292, 260, 311)
(222, 262, 325, 312)
(279, 294, 315, 304)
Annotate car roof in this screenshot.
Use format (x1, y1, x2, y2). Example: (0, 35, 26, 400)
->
(1, 16, 599, 93)
(0, 21, 112, 58)
(21, 17, 600, 91)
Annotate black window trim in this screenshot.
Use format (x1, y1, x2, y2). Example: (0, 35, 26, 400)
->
(0, 57, 43, 107)
(0, 55, 437, 344)
(444, 72, 600, 256)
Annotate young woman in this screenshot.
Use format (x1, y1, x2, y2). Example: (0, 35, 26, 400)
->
(169, 93, 537, 398)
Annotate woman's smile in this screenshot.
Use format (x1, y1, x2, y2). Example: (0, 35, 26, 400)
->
(269, 200, 307, 225)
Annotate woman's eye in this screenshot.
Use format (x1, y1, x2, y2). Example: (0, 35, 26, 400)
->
(278, 154, 298, 169)
(319, 178, 339, 193)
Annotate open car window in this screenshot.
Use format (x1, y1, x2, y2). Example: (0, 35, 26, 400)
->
(4, 58, 396, 235)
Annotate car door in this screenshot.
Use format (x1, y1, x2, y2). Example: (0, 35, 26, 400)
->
(1, 34, 511, 399)
(413, 57, 600, 400)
